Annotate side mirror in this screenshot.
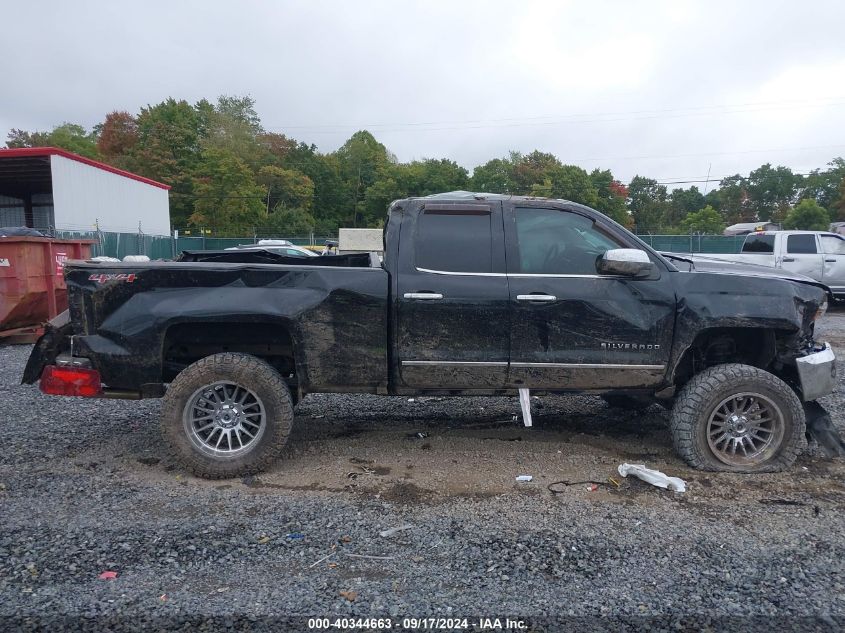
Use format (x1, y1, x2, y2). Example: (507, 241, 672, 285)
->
(597, 249, 655, 277)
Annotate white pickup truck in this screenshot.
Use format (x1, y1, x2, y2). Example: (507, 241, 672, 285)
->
(681, 231, 845, 300)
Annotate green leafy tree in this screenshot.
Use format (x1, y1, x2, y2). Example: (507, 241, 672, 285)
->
(470, 157, 516, 193)
(406, 158, 469, 196)
(361, 174, 406, 225)
(7, 123, 99, 158)
(359, 158, 468, 225)
(203, 95, 266, 170)
(783, 199, 830, 231)
(189, 148, 265, 235)
(802, 158, 845, 211)
(333, 130, 392, 226)
(553, 165, 599, 207)
(529, 178, 554, 197)
(282, 143, 348, 234)
(667, 186, 705, 227)
(712, 174, 750, 224)
(589, 169, 630, 226)
(129, 98, 208, 227)
(830, 178, 845, 222)
(746, 164, 801, 222)
(680, 205, 724, 234)
(264, 206, 316, 236)
(257, 165, 315, 211)
(6, 128, 52, 148)
(627, 176, 669, 233)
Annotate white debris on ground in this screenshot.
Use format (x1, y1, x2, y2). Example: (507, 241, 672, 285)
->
(617, 463, 687, 493)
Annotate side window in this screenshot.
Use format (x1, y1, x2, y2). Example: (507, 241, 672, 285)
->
(741, 234, 775, 253)
(820, 235, 845, 255)
(416, 209, 492, 273)
(514, 207, 623, 274)
(787, 234, 817, 254)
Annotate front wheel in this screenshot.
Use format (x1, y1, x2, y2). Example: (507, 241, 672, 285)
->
(669, 363, 806, 472)
(161, 353, 294, 479)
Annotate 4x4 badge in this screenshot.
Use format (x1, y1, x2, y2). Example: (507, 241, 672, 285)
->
(88, 273, 137, 284)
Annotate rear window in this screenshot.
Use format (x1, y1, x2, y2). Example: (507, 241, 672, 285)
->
(787, 234, 817, 254)
(742, 234, 775, 253)
(416, 209, 492, 273)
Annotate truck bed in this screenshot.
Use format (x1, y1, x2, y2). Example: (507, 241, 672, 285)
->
(24, 256, 389, 394)
(177, 249, 380, 267)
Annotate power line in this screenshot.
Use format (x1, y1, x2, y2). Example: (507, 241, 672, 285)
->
(568, 143, 845, 163)
(264, 99, 845, 134)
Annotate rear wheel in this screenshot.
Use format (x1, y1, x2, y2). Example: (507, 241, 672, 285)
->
(670, 363, 805, 472)
(161, 353, 293, 478)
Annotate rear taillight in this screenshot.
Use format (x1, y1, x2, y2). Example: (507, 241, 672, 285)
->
(39, 365, 102, 397)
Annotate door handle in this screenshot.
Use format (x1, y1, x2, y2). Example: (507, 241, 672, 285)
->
(826, 258, 837, 263)
(403, 292, 443, 300)
(782, 257, 795, 262)
(516, 294, 557, 302)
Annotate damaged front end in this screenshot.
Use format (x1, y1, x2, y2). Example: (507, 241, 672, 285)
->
(781, 294, 837, 402)
(796, 343, 836, 401)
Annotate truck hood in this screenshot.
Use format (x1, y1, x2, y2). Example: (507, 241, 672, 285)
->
(661, 252, 829, 292)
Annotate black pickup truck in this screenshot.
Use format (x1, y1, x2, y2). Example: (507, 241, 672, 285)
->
(24, 192, 836, 478)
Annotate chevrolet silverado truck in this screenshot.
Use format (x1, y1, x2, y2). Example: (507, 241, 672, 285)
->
(680, 231, 845, 300)
(22, 193, 837, 478)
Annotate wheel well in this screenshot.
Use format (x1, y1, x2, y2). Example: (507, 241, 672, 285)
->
(673, 327, 777, 388)
(162, 322, 296, 385)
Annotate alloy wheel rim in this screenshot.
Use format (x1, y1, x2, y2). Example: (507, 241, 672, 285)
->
(706, 391, 784, 466)
(183, 381, 266, 458)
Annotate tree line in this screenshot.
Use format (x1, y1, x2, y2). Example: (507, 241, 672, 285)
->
(7, 95, 845, 236)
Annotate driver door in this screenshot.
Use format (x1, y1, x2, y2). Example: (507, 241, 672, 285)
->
(503, 201, 675, 390)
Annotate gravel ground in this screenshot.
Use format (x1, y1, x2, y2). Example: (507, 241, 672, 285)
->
(2, 315, 845, 631)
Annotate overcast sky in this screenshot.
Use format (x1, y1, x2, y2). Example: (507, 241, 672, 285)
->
(2, 0, 844, 186)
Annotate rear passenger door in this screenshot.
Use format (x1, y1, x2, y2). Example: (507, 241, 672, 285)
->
(395, 201, 510, 389)
(780, 234, 823, 280)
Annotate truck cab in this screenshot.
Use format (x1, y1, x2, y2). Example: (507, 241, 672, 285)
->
(387, 195, 674, 393)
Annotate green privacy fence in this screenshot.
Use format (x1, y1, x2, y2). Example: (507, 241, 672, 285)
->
(636, 234, 747, 254)
(53, 230, 747, 260)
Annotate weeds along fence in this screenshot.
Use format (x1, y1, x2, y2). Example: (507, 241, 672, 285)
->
(53, 230, 747, 260)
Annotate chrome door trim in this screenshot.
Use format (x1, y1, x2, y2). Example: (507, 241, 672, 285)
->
(416, 267, 622, 279)
(402, 360, 664, 370)
(416, 267, 505, 277)
(511, 362, 665, 370)
(509, 273, 621, 279)
(401, 360, 508, 367)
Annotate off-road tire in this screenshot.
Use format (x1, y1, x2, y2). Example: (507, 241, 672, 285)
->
(161, 353, 294, 479)
(670, 363, 806, 472)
